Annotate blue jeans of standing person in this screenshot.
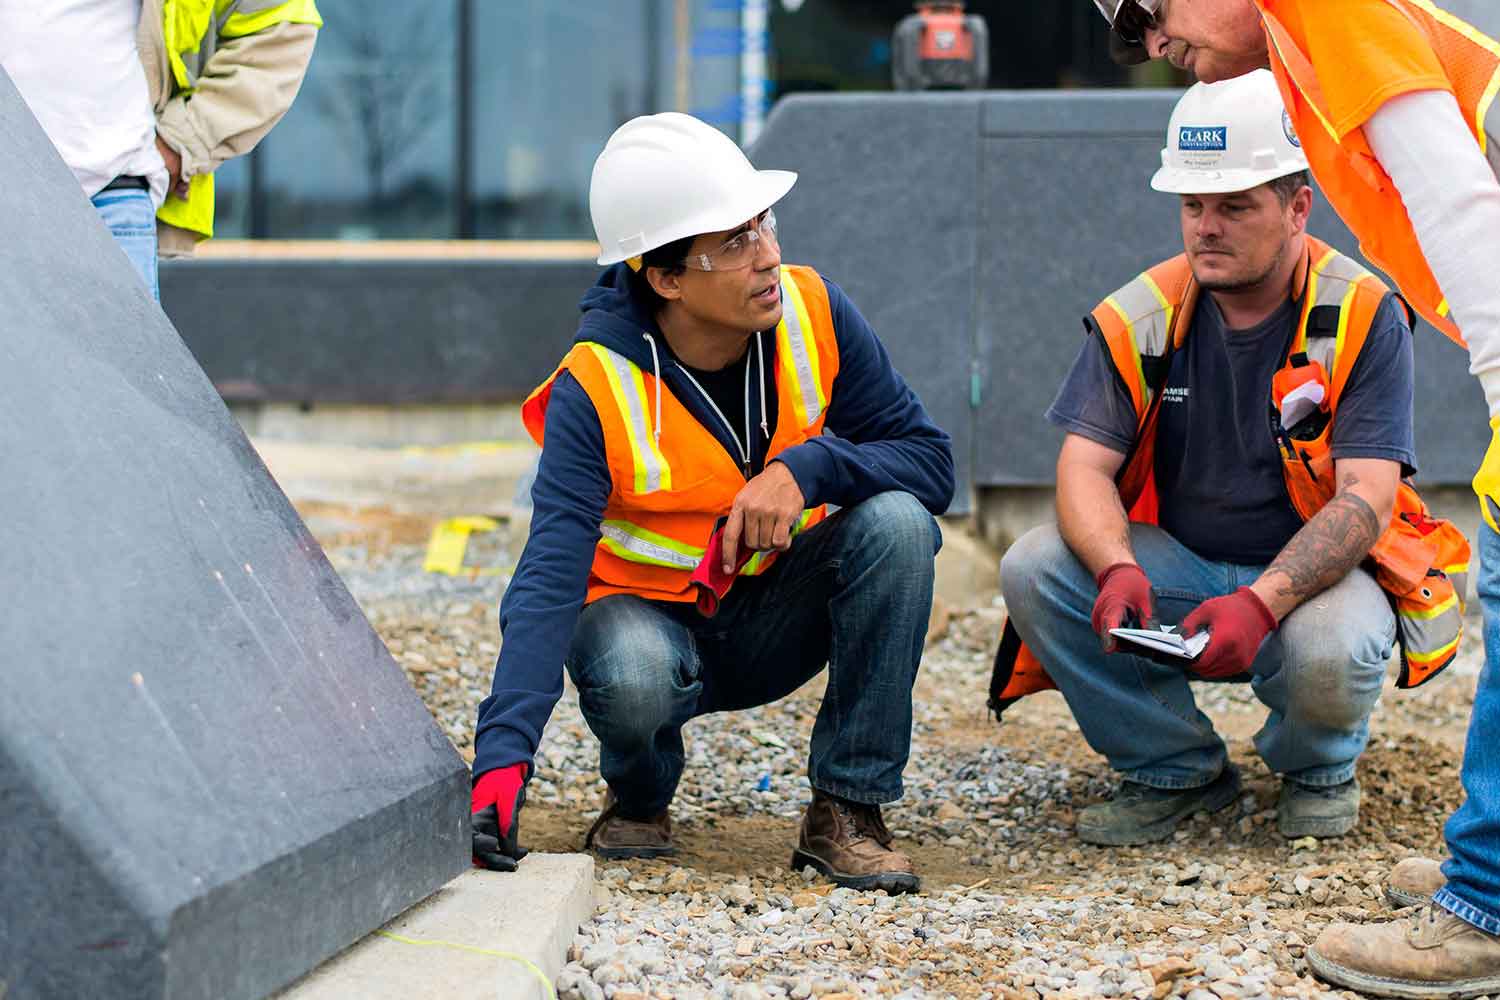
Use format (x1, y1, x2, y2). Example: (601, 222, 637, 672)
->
(1001, 523, 1395, 789)
(565, 491, 941, 818)
(1435, 520, 1500, 933)
(91, 186, 159, 301)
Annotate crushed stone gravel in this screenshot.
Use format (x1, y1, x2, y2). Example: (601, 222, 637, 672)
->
(321, 517, 1480, 1000)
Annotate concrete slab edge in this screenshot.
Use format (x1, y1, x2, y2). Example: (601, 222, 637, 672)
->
(278, 854, 595, 1000)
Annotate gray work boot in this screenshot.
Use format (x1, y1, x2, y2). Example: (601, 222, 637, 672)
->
(1387, 858, 1447, 909)
(1077, 766, 1241, 846)
(1278, 777, 1360, 839)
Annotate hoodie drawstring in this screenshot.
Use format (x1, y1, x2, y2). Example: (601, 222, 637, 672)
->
(664, 331, 772, 479)
(641, 332, 663, 445)
(756, 331, 768, 440)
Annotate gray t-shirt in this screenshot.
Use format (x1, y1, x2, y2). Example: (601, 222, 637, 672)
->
(1047, 292, 1416, 565)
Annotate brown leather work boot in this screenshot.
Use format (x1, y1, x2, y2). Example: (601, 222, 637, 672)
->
(1308, 906, 1500, 999)
(1386, 857, 1447, 909)
(583, 792, 676, 860)
(791, 791, 919, 894)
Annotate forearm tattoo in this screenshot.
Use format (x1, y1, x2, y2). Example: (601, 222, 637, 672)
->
(1264, 489, 1381, 605)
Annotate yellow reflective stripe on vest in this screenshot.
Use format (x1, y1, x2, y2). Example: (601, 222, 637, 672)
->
(1139, 272, 1175, 344)
(1331, 279, 1361, 369)
(1403, 623, 1462, 666)
(220, 0, 322, 37)
(585, 344, 672, 495)
(1100, 296, 1150, 407)
(599, 520, 703, 570)
(777, 272, 826, 428)
(1296, 248, 1374, 379)
(739, 508, 819, 575)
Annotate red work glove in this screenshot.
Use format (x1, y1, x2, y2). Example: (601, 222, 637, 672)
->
(1091, 562, 1157, 652)
(690, 519, 755, 618)
(1180, 587, 1278, 680)
(471, 763, 528, 872)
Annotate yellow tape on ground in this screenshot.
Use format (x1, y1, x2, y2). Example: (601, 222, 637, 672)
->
(423, 516, 505, 576)
(375, 930, 555, 998)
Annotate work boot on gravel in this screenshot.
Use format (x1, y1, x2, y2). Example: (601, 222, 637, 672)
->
(791, 791, 920, 893)
(584, 792, 676, 860)
(1308, 906, 1500, 999)
(1077, 766, 1241, 846)
(1386, 857, 1447, 909)
(1277, 777, 1359, 839)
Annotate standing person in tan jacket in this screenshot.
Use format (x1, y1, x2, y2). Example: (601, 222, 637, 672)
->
(0, 0, 320, 299)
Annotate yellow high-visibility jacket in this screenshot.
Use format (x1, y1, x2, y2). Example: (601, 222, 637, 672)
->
(137, 0, 322, 255)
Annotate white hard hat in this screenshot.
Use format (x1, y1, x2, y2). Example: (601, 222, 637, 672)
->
(1151, 70, 1310, 195)
(589, 112, 798, 266)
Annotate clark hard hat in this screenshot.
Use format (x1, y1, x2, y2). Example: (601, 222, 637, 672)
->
(1150, 70, 1310, 195)
(590, 112, 797, 267)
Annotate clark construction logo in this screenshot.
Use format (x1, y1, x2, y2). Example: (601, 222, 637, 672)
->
(1178, 126, 1228, 151)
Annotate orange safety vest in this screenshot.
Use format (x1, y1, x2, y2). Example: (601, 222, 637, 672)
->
(990, 239, 1470, 717)
(521, 264, 840, 607)
(1257, 0, 1500, 345)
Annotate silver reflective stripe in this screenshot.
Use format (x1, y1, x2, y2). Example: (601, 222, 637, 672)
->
(1311, 253, 1371, 300)
(780, 277, 823, 425)
(1113, 278, 1171, 358)
(601, 349, 664, 494)
(1450, 570, 1470, 607)
(599, 524, 699, 569)
(1399, 603, 1463, 657)
(1487, 123, 1500, 183)
(1304, 251, 1373, 372)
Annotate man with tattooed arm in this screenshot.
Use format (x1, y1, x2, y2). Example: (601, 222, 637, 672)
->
(998, 72, 1417, 846)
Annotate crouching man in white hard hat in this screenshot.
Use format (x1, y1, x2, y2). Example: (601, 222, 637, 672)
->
(996, 71, 1453, 846)
(469, 113, 954, 891)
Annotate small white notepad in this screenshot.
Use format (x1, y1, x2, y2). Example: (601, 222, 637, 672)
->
(1109, 625, 1211, 660)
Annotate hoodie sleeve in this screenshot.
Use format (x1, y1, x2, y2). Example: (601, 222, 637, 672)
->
(472, 372, 610, 779)
(773, 278, 956, 515)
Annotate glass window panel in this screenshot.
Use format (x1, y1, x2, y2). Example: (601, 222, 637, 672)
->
(470, 2, 651, 239)
(252, 0, 458, 239)
(211, 156, 250, 239)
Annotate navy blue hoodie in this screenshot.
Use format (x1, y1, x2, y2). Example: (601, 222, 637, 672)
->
(471, 263, 955, 778)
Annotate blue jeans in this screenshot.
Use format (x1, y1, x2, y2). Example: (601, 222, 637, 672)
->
(565, 491, 940, 818)
(91, 187, 159, 301)
(1001, 523, 1394, 789)
(1435, 519, 1500, 934)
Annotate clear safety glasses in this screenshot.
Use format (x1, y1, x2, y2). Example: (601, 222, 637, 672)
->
(1092, 0, 1164, 45)
(680, 210, 779, 272)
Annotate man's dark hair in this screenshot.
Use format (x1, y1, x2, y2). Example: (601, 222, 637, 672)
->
(626, 233, 697, 313)
(1267, 169, 1313, 207)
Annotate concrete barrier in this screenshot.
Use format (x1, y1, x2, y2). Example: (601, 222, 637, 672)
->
(0, 70, 469, 1000)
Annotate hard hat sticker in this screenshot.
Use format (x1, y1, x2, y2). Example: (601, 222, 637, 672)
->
(1177, 126, 1228, 151)
(1282, 109, 1302, 148)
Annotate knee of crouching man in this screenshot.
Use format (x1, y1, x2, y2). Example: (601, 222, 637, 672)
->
(852, 490, 941, 563)
(1284, 642, 1386, 731)
(999, 524, 1066, 615)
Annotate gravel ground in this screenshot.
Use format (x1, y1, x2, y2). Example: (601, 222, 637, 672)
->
(320, 512, 1482, 1000)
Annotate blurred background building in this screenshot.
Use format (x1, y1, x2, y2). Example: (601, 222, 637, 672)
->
(210, 0, 1181, 243)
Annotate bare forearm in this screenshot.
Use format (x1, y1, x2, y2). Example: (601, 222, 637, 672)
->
(1056, 463, 1135, 577)
(1251, 491, 1380, 620)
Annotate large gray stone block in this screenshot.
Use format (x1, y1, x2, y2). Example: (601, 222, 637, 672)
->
(0, 70, 469, 1000)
